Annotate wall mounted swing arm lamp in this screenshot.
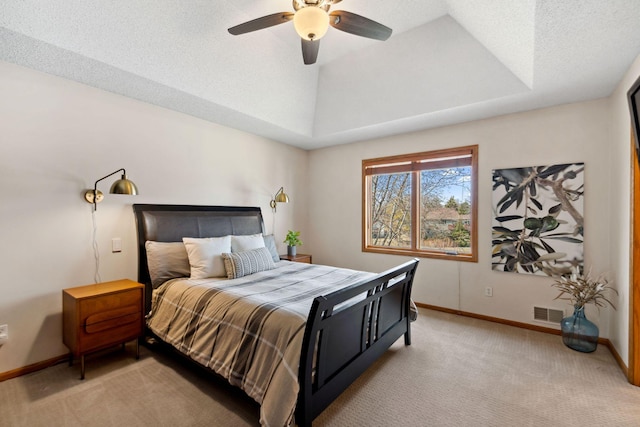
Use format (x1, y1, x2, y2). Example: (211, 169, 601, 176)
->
(84, 168, 138, 210)
(270, 187, 289, 212)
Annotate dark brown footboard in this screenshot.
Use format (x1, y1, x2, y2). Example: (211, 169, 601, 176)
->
(296, 258, 419, 427)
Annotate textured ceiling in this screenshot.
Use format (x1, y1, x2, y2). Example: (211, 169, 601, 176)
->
(2, 0, 640, 150)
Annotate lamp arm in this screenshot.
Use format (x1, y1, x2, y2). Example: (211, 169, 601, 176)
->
(88, 168, 127, 211)
(93, 168, 126, 194)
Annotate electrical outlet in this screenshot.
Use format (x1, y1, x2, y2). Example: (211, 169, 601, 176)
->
(0, 324, 8, 345)
(484, 287, 493, 297)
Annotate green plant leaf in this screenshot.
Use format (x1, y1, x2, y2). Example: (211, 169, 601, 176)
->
(524, 218, 541, 230)
(494, 215, 523, 222)
(499, 196, 517, 213)
(548, 203, 563, 217)
(283, 230, 303, 246)
(544, 236, 583, 243)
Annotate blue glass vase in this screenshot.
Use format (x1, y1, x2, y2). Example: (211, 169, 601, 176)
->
(560, 306, 599, 353)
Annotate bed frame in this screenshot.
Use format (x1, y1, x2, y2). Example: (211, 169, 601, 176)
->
(132, 204, 418, 427)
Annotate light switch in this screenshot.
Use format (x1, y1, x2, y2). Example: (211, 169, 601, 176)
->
(112, 238, 122, 253)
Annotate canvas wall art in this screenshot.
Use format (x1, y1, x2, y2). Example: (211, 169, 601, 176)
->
(492, 163, 584, 277)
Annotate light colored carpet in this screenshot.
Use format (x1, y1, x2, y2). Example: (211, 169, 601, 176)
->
(2, 308, 640, 426)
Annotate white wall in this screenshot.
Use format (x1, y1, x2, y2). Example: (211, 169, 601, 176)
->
(608, 53, 640, 366)
(3, 53, 639, 375)
(0, 61, 309, 374)
(308, 98, 615, 340)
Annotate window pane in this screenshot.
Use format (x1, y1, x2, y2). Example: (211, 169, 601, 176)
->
(370, 173, 412, 248)
(362, 145, 477, 262)
(419, 167, 472, 254)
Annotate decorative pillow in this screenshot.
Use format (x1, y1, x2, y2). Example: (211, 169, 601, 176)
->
(262, 234, 280, 263)
(231, 233, 265, 252)
(145, 241, 191, 288)
(183, 236, 232, 279)
(222, 247, 276, 279)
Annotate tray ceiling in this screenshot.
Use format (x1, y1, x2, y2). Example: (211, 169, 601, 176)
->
(2, 0, 640, 149)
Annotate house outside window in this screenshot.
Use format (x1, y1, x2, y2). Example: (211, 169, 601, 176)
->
(362, 145, 478, 262)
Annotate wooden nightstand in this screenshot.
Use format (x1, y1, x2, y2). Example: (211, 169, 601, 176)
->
(280, 253, 312, 264)
(62, 279, 144, 379)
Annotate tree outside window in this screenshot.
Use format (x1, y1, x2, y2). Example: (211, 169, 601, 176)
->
(363, 146, 478, 262)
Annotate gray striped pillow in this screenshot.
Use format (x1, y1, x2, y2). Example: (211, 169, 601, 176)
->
(222, 247, 276, 279)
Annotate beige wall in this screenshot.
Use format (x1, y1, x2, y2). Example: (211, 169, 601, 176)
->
(0, 61, 309, 373)
(608, 53, 640, 366)
(2, 52, 640, 375)
(308, 98, 616, 344)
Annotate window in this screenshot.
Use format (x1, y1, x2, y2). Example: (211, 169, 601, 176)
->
(362, 145, 478, 262)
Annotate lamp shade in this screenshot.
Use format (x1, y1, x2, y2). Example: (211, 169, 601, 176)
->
(109, 173, 138, 195)
(275, 190, 289, 203)
(294, 7, 329, 41)
(270, 187, 290, 212)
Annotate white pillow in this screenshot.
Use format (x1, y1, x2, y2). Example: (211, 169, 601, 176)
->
(183, 236, 231, 279)
(231, 233, 265, 252)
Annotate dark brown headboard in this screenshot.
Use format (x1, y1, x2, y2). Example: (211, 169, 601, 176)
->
(132, 204, 266, 312)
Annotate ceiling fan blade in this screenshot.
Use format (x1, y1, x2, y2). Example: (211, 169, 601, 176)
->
(329, 10, 392, 41)
(228, 12, 294, 35)
(301, 39, 320, 65)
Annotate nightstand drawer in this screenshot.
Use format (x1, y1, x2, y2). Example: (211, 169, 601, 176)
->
(280, 253, 312, 263)
(85, 305, 141, 334)
(80, 316, 142, 353)
(79, 289, 141, 320)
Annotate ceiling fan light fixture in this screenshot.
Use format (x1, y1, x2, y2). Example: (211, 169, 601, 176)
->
(294, 7, 329, 41)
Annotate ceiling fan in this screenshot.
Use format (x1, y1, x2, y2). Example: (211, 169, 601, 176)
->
(228, 0, 392, 65)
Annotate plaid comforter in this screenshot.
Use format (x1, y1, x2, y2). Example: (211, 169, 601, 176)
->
(147, 261, 374, 427)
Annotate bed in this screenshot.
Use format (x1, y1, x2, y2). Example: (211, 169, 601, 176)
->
(133, 204, 419, 427)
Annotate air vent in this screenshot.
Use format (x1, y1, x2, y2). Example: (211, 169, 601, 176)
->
(533, 306, 564, 324)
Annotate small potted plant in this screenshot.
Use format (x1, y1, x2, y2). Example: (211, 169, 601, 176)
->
(551, 267, 617, 353)
(284, 230, 302, 257)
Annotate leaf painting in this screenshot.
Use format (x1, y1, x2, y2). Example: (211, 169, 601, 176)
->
(491, 163, 584, 277)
